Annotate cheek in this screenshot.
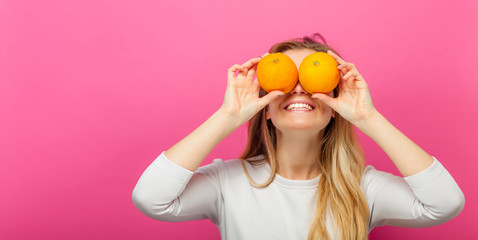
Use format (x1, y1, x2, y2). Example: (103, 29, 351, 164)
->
(267, 106, 278, 118)
(320, 105, 330, 112)
(266, 104, 276, 119)
(318, 104, 333, 116)
(267, 100, 282, 115)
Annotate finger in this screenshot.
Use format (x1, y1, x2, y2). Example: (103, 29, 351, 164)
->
(242, 58, 261, 72)
(253, 78, 262, 92)
(340, 63, 353, 78)
(228, 64, 242, 79)
(337, 62, 354, 76)
(312, 93, 338, 111)
(343, 66, 360, 80)
(242, 52, 269, 69)
(346, 74, 360, 88)
(355, 72, 365, 81)
(342, 70, 354, 80)
(344, 63, 364, 81)
(246, 64, 257, 79)
(342, 63, 356, 72)
(337, 65, 347, 76)
(338, 75, 346, 90)
(327, 50, 346, 65)
(258, 90, 284, 108)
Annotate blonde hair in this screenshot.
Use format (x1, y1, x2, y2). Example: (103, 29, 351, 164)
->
(239, 33, 369, 240)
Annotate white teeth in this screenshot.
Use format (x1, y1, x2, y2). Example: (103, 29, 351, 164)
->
(286, 103, 313, 111)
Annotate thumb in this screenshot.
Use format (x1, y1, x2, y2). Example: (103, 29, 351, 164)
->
(312, 93, 337, 110)
(258, 90, 284, 108)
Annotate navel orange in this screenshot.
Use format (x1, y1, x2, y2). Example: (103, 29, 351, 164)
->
(298, 52, 340, 94)
(256, 53, 298, 93)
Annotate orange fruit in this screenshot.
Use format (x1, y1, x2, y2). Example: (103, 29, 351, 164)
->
(298, 52, 340, 94)
(256, 53, 298, 93)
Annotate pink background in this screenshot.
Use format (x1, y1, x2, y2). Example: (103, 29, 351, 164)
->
(1, 0, 477, 239)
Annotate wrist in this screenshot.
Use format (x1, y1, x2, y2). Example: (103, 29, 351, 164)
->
(215, 108, 244, 130)
(353, 109, 382, 133)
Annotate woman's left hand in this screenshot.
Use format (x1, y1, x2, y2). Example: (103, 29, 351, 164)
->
(311, 50, 377, 126)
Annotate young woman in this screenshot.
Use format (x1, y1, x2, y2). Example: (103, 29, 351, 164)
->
(132, 34, 465, 240)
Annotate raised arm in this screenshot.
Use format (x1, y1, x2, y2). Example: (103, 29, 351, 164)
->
(164, 108, 239, 171)
(315, 50, 434, 176)
(132, 52, 283, 222)
(165, 52, 281, 171)
(316, 50, 464, 228)
(351, 102, 464, 228)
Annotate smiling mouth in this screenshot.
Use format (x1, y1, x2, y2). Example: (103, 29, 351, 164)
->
(284, 103, 315, 112)
(285, 108, 314, 112)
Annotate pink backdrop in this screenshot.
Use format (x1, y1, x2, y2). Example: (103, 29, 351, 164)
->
(1, 0, 477, 239)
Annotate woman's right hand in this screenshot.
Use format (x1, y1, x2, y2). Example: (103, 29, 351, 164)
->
(219, 52, 284, 126)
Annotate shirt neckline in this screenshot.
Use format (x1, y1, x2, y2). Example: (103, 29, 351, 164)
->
(250, 154, 321, 189)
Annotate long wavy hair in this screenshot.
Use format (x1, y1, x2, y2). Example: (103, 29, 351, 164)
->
(239, 33, 369, 240)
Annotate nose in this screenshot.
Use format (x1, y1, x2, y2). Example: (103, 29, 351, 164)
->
(290, 81, 308, 95)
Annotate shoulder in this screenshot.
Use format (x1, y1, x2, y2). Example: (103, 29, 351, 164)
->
(360, 164, 403, 202)
(196, 154, 270, 181)
(361, 164, 400, 186)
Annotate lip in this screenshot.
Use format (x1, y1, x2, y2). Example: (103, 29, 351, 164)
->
(283, 98, 316, 111)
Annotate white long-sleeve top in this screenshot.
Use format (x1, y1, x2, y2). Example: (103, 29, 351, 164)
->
(132, 151, 465, 239)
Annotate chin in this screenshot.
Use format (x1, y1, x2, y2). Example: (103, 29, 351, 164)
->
(274, 120, 325, 131)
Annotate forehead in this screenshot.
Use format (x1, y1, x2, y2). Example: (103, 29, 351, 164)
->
(282, 48, 317, 68)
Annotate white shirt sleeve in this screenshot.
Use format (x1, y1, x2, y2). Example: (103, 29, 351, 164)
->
(131, 151, 224, 225)
(365, 156, 465, 229)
